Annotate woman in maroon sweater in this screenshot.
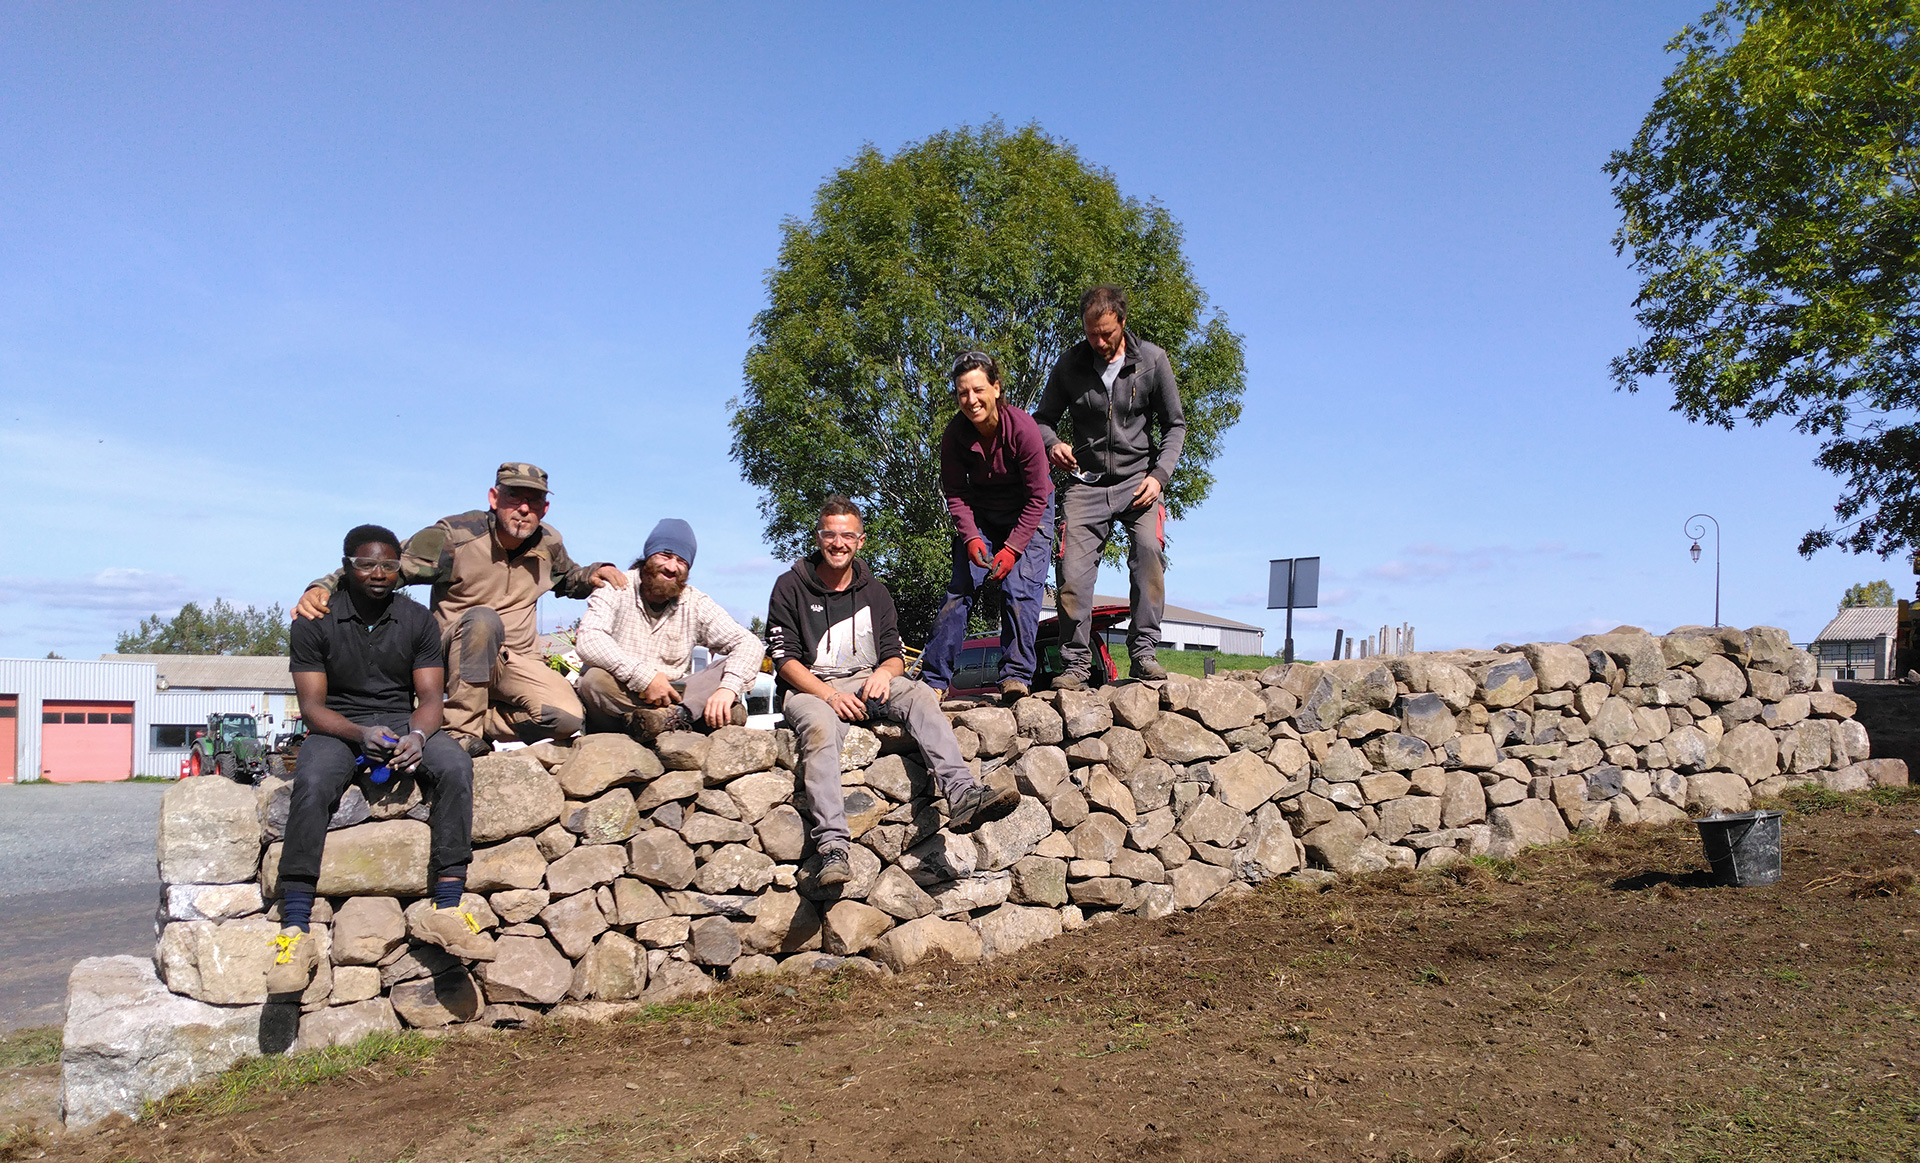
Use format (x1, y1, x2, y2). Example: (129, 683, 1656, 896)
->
(920, 351, 1056, 699)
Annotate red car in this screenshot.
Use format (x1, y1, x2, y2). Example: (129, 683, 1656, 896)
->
(938, 603, 1130, 696)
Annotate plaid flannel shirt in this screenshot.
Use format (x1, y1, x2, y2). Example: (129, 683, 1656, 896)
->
(576, 582, 764, 696)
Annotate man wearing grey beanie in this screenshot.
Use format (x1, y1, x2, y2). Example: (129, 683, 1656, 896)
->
(576, 518, 765, 741)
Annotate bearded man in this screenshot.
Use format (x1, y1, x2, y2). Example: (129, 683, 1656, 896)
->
(575, 518, 765, 741)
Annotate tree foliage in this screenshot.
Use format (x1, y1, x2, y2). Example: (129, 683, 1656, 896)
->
(115, 599, 289, 656)
(730, 121, 1247, 638)
(1607, 1, 1920, 557)
(1840, 578, 1896, 609)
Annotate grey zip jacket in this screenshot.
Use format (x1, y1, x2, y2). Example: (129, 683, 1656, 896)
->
(1031, 330, 1186, 486)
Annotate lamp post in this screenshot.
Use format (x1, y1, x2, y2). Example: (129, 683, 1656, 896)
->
(1684, 513, 1721, 627)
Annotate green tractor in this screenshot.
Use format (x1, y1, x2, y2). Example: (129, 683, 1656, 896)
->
(188, 713, 271, 783)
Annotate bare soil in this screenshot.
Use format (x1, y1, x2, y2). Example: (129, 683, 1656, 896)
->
(20, 785, 1918, 1163)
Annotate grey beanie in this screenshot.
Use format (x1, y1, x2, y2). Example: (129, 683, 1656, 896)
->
(644, 518, 697, 568)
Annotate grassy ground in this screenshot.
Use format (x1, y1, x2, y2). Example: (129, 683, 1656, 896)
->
(0, 1029, 57, 1071)
(1118, 648, 1283, 678)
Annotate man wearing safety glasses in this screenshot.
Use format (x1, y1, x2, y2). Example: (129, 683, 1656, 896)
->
(293, 463, 626, 755)
(270, 524, 487, 995)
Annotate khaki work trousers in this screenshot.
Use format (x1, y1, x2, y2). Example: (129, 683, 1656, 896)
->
(576, 664, 736, 735)
(443, 606, 584, 746)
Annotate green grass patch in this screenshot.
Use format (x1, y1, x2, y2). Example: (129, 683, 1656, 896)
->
(1118, 649, 1280, 679)
(1658, 1087, 1920, 1162)
(0, 1026, 60, 1069)
(144, 1029, 440, 1120)
(1775, 784, 1920, 817)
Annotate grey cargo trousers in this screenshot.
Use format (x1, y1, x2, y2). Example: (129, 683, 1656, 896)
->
(781, 671, 979, 849)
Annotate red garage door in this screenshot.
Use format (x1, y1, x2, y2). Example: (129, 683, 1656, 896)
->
(41, 700, 134, 783)
(0, 696, 16, 783)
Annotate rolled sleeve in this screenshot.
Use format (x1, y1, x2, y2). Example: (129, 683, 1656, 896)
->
(696, 597, 765, 695)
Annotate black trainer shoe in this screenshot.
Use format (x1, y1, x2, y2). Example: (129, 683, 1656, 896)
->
(1050, 670, 1090, 692)
(947, 783, 1022, 833)
(816, 845, 852, 887)
(1130, 655, 1170, 681)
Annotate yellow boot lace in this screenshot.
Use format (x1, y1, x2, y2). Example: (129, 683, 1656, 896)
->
(273, 931, 303, 965)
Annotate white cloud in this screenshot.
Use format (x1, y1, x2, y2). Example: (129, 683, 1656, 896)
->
(0, 568, 199, 614)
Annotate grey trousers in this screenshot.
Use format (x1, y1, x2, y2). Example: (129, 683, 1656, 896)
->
(577, 664, 734, 734)
(781, 672, 979, 848)
(1057, 473, 1166, 673)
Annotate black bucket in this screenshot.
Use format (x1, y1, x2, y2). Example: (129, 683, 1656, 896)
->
(1693, 810, 1784, 887)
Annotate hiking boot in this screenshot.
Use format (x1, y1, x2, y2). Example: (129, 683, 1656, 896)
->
(1129, 655, 1170, 681)
(414, 904, 498, 962)
(998, 678, 1030, 701)
(456, 734, 492, 758)
(815, 845, 852, 887)
(946, 782, 1023, 833)
(1050, 670, 1090, 692)
(631, 704, 694, 743)
(266, 926, 317, 995)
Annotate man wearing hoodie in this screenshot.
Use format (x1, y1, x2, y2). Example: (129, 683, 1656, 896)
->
(1032, 284, 1187, 688)
(766, 496, 1021, 885)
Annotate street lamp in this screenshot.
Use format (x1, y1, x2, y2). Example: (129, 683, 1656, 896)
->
(1684, 513, 1720, 627)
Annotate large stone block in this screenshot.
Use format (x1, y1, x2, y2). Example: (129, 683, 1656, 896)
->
(972, 904, 1062, 958)
(1108, 683, 1161, 730)
(539, 890, 610, 958)
(1056, 689, 1115, 738)
(469, 835, 548, 892)
(956, 708, 1018, 756)
(1070, 812, 1129, 861)
(756, 804, 808, 862)
(739, 890, 823, 954)
(1008, 856, 1068, 906)
(1486, 800, 1570, 860)
(1176, 795, 1248, 848)
(158, 777, 261, 885)
(823, 900, 895, 955)
(331, 896, 406, 966)
(572, 787, 640, 845)
(477, 935, 573, 1005)
(262, 820, 430, 897)
(1168, 861, 1233, 908)
(1686, 771, 1751, 815)
(165, 883, 264, 923)
(1234, 803, 1299, 881)
(972, 795, 1053, 871)
(1522, 643, 1591, 692)
(572, 930, 646, 1001)
(1209, 750, 1286, 812)
(545, 843, 628, 897)
(1692, 655, 1747, 703)
(1475, 657, 1538, 709)
(626, 828, 696, 889)
(727, 769, 796, 822)
(1162, 677, 1262, 732)
(1717, 721, 1779, 783)
(554, 733, 663, 799)
(60, 955, 278, 1128)
(705, 726, 779, 781)
(1141, 713, 1229, 764)
(868, 916, 983, 971)
(694, 843, 777, 894)
(295, 997, 398, 1053)
(689, 915, 742, 966)
(390, 967, 485, 1028)
(471, 752, 565, 843)
(1573, 629, 1668, 686)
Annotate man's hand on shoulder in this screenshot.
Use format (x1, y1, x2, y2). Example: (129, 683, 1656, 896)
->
(293, 586, 331, 620)
(1048, 442, 1079, 470)
(591, 565, 628, 589)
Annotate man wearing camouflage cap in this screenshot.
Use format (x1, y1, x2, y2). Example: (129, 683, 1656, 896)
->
(293, 463, 627, 754)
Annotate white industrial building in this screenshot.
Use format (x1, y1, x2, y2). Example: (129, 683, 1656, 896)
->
(0, 655, 296, 782)
(1040, 593, 1267, 655)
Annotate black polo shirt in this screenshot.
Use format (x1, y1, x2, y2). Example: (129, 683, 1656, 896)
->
(289, 590, 445, 722)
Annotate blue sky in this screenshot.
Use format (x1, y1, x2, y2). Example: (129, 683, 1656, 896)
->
(2, 3, 1898, 660)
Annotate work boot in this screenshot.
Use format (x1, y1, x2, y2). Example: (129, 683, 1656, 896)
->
(946, 782, 1022, 833)
(414, 905, 498, 962)
(815, 844, 852, 887)
(998, 678, 1030, 701)
(1050, 670, 1090, 692)
(630, 704, 693, 743)
(456, 734, 492, 758)
(1130, 655, 1170, 681)
(266, 927, 317, 995)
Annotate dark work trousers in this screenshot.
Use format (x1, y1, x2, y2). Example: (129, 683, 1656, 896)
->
(920, 494, 1056, 690)
(1056, 474, 1166, 675)
(277, 714, 474, 887)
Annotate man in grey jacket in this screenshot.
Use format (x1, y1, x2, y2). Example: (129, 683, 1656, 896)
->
(1032, 284, 1186, 688)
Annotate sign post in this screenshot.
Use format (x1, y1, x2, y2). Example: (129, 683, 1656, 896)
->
(1267, 557, 1320, 664)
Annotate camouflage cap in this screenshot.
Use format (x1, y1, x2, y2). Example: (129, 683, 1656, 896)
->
(495, 462, 550, 494)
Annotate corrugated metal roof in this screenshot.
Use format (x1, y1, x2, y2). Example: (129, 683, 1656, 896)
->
(1040, 594, 1265, 632)
(102, 654, 295, 691)
(1814, 606, 1898, 642)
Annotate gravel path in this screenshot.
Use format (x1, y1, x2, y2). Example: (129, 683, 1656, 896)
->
(0, 782, 170, 1031)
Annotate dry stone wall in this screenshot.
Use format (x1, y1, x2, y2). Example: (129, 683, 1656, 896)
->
(61, 623, 1910, 1125)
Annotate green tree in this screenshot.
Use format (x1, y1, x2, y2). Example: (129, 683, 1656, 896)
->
(1840, 579, 1895, 610)
(115, 598, 289, 656)
(730, 121, 1247, 639)
(1607, 1, 1920, 558)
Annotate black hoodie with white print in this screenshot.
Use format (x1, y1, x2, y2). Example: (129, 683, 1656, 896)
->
(765, 555, 904, 694)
